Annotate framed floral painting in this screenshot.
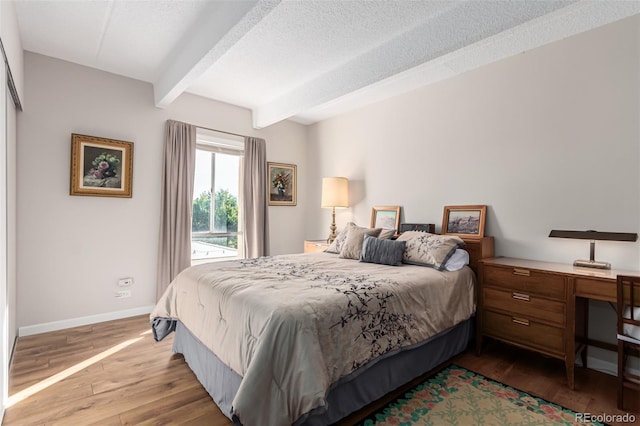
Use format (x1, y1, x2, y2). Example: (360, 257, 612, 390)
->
(70, 133, 134, 197)
(267, 162, 296, 206)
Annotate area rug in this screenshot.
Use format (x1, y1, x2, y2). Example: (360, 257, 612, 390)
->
(360, 365, 604, 425)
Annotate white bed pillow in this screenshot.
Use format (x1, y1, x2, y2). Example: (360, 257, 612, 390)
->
(444, 249, 470, 272)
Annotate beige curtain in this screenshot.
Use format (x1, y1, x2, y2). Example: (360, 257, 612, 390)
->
(243, 137, 269, 258)
(156, 120, 196, 300)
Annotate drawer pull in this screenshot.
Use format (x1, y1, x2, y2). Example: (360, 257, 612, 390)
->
(512, 317, 530, 326)
(512, 292, 530, 302)
(513, 268, 531, 277)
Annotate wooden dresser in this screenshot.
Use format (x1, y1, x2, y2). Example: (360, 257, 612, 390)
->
(477, 256, 640, 390)
(303, 240, 330, 253)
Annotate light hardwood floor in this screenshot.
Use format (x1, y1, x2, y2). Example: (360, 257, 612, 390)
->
(3, 315, 638, 425)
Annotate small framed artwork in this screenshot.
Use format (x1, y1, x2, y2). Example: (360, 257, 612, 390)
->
(70, 133, 133, 198)
(370, 206, 401, 231)
(441, 205, 487, 239)
(268, 162, 297, 206)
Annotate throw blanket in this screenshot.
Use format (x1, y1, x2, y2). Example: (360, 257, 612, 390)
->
(151, 253, 475, 426)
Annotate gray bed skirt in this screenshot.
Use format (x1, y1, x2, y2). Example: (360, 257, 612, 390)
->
(169, 318, 473, 425)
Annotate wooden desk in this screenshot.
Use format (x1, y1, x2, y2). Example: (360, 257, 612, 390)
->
(477, 257, 640, 390)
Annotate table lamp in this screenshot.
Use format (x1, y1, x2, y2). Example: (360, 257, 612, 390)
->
(321, 177, 349, 243)
(549, 229, 638, 269)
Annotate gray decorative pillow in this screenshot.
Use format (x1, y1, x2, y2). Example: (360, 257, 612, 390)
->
(339, 225, 382, 260)
(397, 231, 465, 270)
(324, 223, 353, 253)
(360, 235, 406, 266)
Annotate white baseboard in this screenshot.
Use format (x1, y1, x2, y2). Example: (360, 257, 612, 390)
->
(16, 309, 640, 380)
(18, 305, 154, 337)
(575, 349, 640, 377)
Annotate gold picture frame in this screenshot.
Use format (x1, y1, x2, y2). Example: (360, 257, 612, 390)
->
(268, 162, 297, 206)
(70, 133, 134, 198)
(442, 205, 487, 239)
(370, 206, 401, 231)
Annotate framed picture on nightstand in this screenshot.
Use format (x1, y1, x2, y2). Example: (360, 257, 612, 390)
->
(370, 206, 401, 232)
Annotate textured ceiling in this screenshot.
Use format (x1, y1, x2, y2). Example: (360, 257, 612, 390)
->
(14, 0, 640, 128)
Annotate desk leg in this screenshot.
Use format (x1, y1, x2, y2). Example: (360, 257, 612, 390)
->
(565, 360, 575, 390)
(578, 298, 589, 367)
(566, 278, 576, 390)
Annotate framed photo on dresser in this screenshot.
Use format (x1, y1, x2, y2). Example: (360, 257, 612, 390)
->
(442, 205, 486, 239)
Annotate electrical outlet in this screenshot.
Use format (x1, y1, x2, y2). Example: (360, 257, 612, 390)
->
(118, 277, 133, 287)
(115, 290, 132, 298)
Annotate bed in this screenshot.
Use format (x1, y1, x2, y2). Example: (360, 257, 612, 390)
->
(151, 233, 494, 425)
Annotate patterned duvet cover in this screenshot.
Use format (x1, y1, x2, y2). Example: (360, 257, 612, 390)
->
(151, 252, 475, 426)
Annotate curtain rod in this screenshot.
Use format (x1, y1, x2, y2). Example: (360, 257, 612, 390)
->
(189, 123, 248, 139)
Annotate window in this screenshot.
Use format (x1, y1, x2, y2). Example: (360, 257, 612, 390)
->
(192, 130, 244, 263)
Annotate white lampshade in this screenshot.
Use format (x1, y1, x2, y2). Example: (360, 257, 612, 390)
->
(321, 177, 349, 208)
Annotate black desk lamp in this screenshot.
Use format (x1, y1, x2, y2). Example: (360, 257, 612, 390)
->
(549, 230, 638, 270)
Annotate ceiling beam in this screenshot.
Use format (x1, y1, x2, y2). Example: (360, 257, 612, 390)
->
(292, 0, 640, 125)
(154, 0, 281, 108)
(252, 0, 578, 128)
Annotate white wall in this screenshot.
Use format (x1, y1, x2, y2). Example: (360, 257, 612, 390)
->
(306, 16, 640, 372)
(17, 52, 307, 330)
(307, 15, 639, 270)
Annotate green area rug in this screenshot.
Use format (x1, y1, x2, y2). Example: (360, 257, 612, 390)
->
(361, 365, 603, 425)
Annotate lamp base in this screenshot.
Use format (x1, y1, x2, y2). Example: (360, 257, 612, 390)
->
(327, 206, 337, 244)
(573, 259, 611, 270)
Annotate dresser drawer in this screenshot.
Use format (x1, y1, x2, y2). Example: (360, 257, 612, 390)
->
(483, 264, 566, 300)
(482, 287, 565, 326)
(483, 310, 564, 355)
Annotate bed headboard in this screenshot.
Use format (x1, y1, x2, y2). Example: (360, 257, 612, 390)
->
(461, 236, 495, 274)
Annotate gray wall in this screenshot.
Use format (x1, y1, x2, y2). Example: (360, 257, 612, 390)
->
(306, 16, 640, 373)
(17, 52, 308, 330)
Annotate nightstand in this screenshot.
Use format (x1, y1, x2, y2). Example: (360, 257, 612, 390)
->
(304, 240, 330, 253)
